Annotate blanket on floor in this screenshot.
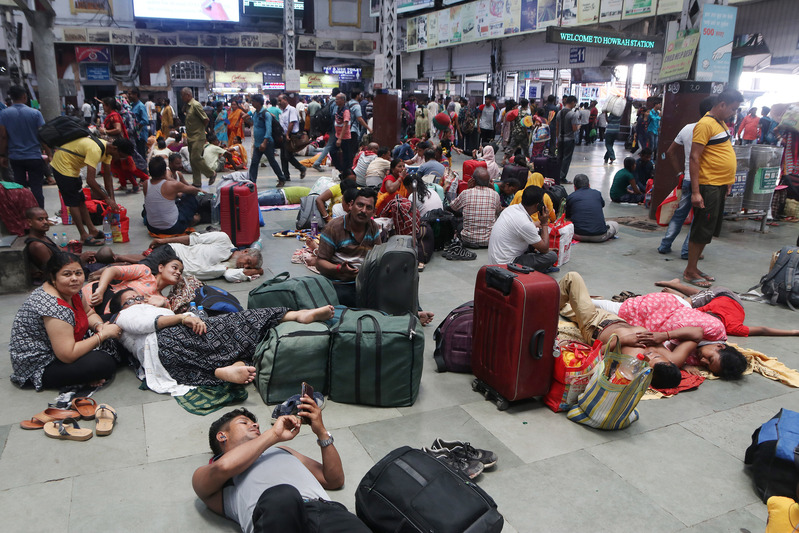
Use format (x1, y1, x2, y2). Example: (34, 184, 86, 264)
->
(556, 321, 799, 399)
(260, 204, 300, 212)
(174, 383, 248, 415)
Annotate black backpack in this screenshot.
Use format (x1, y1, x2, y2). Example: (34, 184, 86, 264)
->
(193, 286, 243, 315)
(38, 115, 105, 157)
(311, 101, 334, 137)
(270, 114, 284, 145)
(356, 446, 504, 533)
(748, 246, 799, 311)
(744, 408, 799, 502)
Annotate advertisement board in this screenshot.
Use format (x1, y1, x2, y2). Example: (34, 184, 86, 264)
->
(242, 0, 304, 15)
(694, 3, 736, 82)
(659, 29, 700, 84)
(133, 0, 240, 22)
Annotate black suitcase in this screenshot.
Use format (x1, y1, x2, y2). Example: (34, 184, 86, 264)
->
(532, 156, 559, 181)
(356, 446, 504, 533)
(356, 235, 419, 315)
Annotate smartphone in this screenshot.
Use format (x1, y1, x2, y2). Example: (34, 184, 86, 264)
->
(299, 382, 314, 424)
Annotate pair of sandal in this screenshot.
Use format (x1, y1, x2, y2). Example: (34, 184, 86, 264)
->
(611, 290, 641, 302)
(21, 398, 117, 440)
(83, 230, 109, 247)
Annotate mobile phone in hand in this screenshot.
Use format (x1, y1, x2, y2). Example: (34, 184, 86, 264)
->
(300, 382, 314, 424)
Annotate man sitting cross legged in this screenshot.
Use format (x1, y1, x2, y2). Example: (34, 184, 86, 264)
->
(192, 406, 371, 533)
(143, 156, 201, 235)
(449, 167, 502, 248)
(560, 272, 698, 389)
(566, 174, 619, 242)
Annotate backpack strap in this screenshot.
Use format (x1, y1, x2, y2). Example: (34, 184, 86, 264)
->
(784, 250, 799, 311)
(748, 247, 794, 294)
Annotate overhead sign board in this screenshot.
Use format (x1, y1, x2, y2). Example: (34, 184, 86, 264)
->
(546, 26, 663, 51)
(694, 3, 737, 83)
(75, 46, 110, 63)
(322, 67, 362, 81)
(659, 29, 700, 84)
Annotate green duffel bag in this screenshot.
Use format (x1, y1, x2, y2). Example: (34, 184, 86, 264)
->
(248, 272, 339, 311)
(330, 309, 424, 407)
(253, 321, 331, 404)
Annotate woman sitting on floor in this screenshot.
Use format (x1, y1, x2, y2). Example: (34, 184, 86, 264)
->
(82, 255, 185, 318)
(10, 252, 121, 391)
(110, 288, 334, 395)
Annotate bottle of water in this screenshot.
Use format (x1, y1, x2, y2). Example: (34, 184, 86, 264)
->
(52, 232, 61, 247)
(60, 232, 68, 248)
(102, 216, 112, 245)
(188, 302, 198, 317)
(612, 354, 646, 385)
(250, 239, 263, 251)
(311, 211, 319, 238)
(197, 305, 208, 321)
(211, 194, 220, 226)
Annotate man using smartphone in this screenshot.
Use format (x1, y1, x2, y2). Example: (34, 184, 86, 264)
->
(487, 185, 559, 273)
(193, 401, 370, 533)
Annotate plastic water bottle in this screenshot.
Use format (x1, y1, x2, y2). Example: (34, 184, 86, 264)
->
(197, 305, 208, 321)
(188, 302, 198, 317)
(311, 211, 319, 238)
(211, 194, 220, 226)
(60, 232, 68, 248)
(102, 216, 112, 245)
(250, 239, 263, 251)
(612, 354, 646, 385)
(52, 232, 61, 247)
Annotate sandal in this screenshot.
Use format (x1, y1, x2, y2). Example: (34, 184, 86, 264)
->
(20, 408, 81, 430)
(683, 276, 713, 288)
(699, 272, 716, 282)
(72, 397, 98, 420)
(43, 418, 93, 441)
(95, 404, 117, 436)
(83, 237, 104, 247)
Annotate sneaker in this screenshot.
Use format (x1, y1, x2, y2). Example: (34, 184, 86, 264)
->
(657, 246, 671, 254)
(271, 392, 326, 424)
(442, 238, 461, 253)
(423, 447, 485, 479)
(431, 438, 498, 469)
(276, 180, 285, 188)
(544, 265, 560, 273)
(312, 165, 324, 172)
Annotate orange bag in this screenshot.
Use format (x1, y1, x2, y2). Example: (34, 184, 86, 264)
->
(544, 339, 604, 413)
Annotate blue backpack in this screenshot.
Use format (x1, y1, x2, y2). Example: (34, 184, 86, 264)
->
(194, 286, 243, 315)
(744, 408, 799, 502)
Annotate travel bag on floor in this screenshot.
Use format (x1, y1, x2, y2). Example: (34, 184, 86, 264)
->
(252, 321, 331, 404)
(220, 181, 260, 246)
(356, 235, 419, 316)
(296, 194, 327, 231)
(248, 272, 339, 310)
(355, 446, 504, 533)
(433, 301, 474, 373)
(329, 309, 424, 407)
(533, 156, 559, 181)
(744, 408, 799, 502)
(194, 286, 243, 315)
(471, 264, 559, 409)
(747, 246, 799, 311)
(543, 340, 603, 413)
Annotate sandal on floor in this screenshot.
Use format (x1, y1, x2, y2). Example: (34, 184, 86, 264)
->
(95, 404, 117, 436)
(43, 418, 93, 441)
(72, 397, 98, 420)
(20, 408, 81, 430)
(683, 276, 713, 288)
(699, 272, 716, 282)
(83, 237, 104, 247)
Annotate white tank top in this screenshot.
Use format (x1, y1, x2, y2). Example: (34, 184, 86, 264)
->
(222, 447, 329, 533)
(144, 179, 179, 229)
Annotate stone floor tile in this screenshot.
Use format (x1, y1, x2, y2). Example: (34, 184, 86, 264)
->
(0, 478, 73, 533)
(674, 508, 765, 532)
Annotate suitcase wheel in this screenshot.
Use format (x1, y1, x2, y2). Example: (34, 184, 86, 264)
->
(472, 379, 509, 411)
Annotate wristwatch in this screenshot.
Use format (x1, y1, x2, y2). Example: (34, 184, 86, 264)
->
(317, 431, 334, 448)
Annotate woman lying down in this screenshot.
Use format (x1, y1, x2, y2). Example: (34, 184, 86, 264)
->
(109, 288, 334, 396)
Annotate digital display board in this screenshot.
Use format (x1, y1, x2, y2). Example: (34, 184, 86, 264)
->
(242, 0, 304, 15)
(546, 26, 663, 51)
(133, 0, 240, 22)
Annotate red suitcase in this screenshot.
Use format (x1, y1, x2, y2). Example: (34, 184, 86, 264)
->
(220, 181, 260, 246)
(471, 263, 559, 410)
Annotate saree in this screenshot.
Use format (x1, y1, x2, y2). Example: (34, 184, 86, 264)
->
(227, 108, 245, 142)
(214, 109, 229, 146)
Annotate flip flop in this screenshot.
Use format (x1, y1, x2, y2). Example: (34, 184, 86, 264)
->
(683, 276, 713, 288)
(94, 404, 117, 436)
(71, 397, 98, 420)
(699, 272, 716, 282)
(19, 408, 81, 430)
(83, 237, 104, 247)
(43, 418, 93, 441)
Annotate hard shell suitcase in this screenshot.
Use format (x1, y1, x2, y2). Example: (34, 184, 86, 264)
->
(471, 263, 559, 409)
(356, 235, 419, 315)
(433, 301, 474, 373)
(220, 181, 260, 246)
(355, 446, 504, 533)
(533, 156, 559, 181)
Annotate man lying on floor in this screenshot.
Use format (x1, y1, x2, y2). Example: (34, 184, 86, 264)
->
(560, 272, 747, 385)
(654, 279, 799, 337)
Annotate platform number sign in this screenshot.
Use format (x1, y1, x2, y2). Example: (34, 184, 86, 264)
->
(570, 47, 586, 64)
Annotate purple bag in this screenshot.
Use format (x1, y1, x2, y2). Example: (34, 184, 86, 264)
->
(432, 301, 474, 373)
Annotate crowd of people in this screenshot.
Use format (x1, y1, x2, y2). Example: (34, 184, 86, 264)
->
(3, 80, 799, 533)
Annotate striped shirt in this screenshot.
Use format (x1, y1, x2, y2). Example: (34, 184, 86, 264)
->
(317, 214, 383, 268)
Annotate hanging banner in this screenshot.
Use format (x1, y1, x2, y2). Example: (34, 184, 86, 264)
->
(460, 1, 478, 42)
(695, 3, 737, 82)
(561, 0, 578, 27)
(599, 0, 622, 22)
(659, 29, 700, 83)
(537, 0, 559, 29)
(406, 17, 418, 51)
(577, 0, 599, 24)
(520, 0, 538, 32)
(428, 12, 439, 48)
(438, 9, 450, 46)
(75, 46, 111, 63)
(657, 0, 682, 15)
(622, 0, 654, 20)
(71, 0, 113, 15)
(450, 5, 464, 43)
(504, 0, 522, 34)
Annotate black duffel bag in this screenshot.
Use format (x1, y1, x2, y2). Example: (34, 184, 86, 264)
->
(356, 446, 504, 533)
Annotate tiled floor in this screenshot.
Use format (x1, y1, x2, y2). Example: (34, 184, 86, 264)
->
(1, 142, 796, 532)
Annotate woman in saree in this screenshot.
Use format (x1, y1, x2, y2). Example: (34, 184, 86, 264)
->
(160, 98, 174, 138)
(110, 288, 334, 394)
(214, 102, 229, 146)
(226, 100, 247, 143)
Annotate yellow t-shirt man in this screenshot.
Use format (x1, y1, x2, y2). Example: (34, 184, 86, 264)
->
(51, 137, 111, 178)
(692, 113, 736, 186)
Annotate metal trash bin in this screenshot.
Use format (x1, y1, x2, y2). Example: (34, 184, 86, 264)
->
(743, 145, 784, 211)
(725, 145, 750, 214)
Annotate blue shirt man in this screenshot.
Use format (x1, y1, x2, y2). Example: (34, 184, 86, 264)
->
(0, 85, 47, 207)
(249, 94, 284, 184)
(565, 174, 618, 242)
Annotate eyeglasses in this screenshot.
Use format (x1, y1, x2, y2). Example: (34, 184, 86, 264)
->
(123, 295, 145, 307)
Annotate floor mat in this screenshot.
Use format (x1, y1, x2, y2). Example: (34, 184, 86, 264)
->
(174, 383, 249, 416)
(609, 216, 661, 232)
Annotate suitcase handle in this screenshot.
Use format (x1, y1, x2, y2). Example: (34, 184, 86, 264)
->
(485, 266, 516, 296)
(529, 329, 545, 360)
(507, 263, 533, 275)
